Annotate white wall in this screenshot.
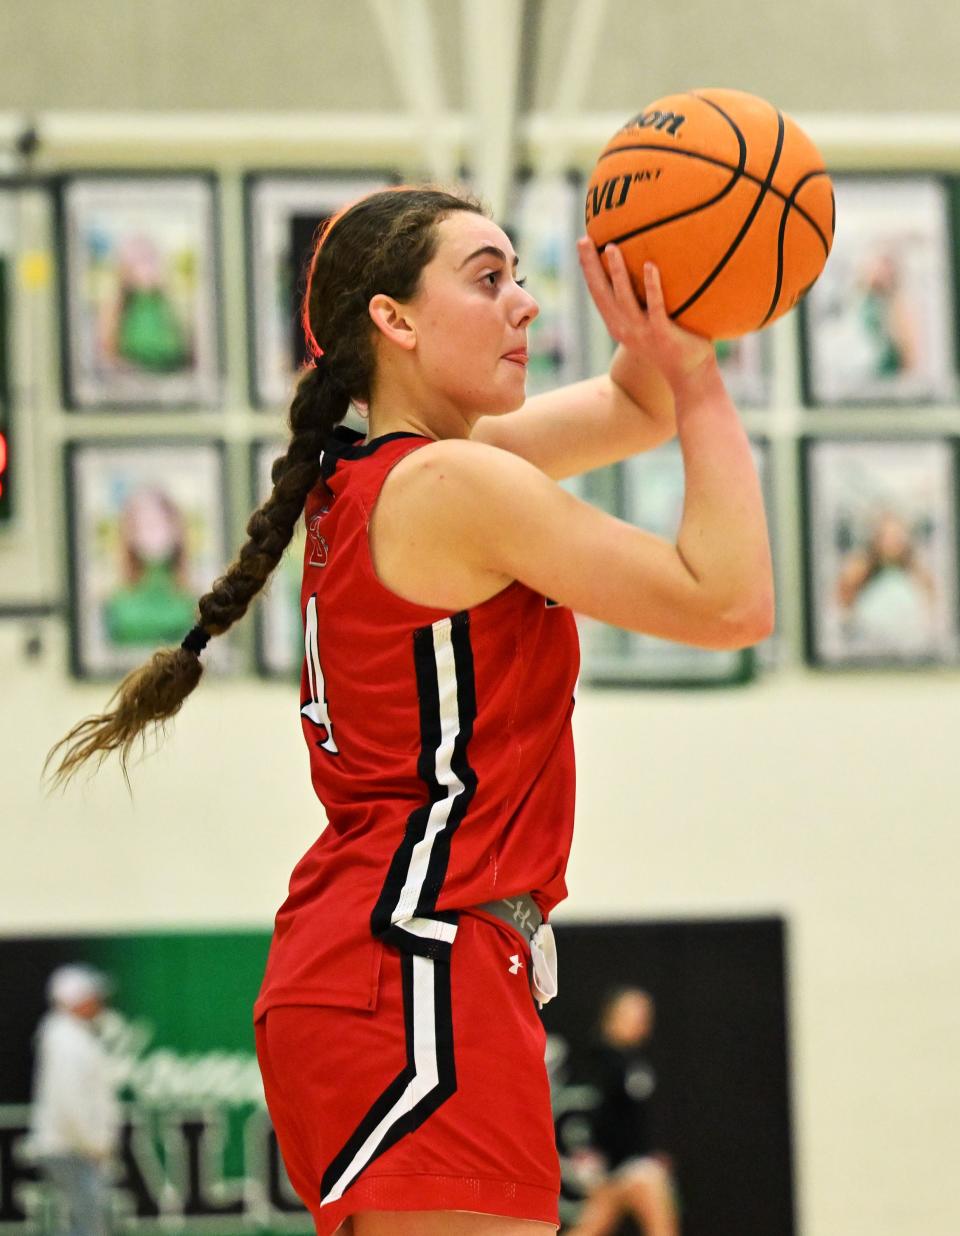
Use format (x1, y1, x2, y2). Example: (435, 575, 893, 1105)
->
(3, 620, 959, 1236)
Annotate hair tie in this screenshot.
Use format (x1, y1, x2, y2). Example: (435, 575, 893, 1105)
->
(181, 625, 211, 656)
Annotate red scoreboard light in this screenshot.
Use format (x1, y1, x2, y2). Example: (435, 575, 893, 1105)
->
(0, 426, 7, 520)
(0, 251, 8, 523)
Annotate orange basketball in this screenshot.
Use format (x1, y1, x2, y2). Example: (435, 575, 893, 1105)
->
(585, 88, 835, 340)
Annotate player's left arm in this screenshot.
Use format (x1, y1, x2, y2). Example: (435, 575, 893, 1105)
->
(471, 239, 679, 481)
(472, 354, 676, 481)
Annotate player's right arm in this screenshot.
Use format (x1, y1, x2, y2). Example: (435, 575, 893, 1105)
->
(414, 381, 772, 650)
(381, 263, 773, 650)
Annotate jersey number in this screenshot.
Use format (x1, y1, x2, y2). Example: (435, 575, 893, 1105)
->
(301, 593, 339, 755)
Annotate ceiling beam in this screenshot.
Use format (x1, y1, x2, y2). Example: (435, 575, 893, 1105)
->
(6, 111, 468, 171)
(368, 0, 456, 183)
(551, 0, 610, 116)
(540, 0, 610, 174)
(460, 0, 525, 218)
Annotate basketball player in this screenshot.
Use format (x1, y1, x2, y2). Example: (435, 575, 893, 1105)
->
(50, 188, 773, 1234)
(567, 988, 679, 1236)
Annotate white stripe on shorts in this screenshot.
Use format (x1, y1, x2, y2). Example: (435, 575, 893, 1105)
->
(320, 953, 440, 1205)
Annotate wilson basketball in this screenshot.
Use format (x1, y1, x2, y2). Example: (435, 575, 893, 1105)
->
(585, 88, 835, 339)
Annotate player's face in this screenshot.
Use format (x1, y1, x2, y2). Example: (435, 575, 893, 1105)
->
(407, 212, 540, 418)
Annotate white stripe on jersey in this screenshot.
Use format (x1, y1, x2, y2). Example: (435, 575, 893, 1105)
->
(301, 594, 339, 754)
(392, 617, 464, 927)
(398, 916, 458, 945)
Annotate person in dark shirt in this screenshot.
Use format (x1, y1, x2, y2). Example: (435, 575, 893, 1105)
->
(567, 988, 679, 1236)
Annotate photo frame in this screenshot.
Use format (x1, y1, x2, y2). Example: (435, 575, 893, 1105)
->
(244, 172, 394, 408)
(801, 175, 958, 406)
(251, 439, 306, 678)
(65, 439, 231, 678)
(801, 436, 960, 666)
(58, 173, 221, 409)
(507, 173, 586, 396)
(581, 441, 757, 687)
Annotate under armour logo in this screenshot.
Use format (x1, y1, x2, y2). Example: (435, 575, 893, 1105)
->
(508, 955, 523, 975)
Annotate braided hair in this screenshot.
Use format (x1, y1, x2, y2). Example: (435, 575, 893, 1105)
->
(47, 187, 485, 786)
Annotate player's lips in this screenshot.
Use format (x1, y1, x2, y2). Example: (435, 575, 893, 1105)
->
(502, 350, 529, 366)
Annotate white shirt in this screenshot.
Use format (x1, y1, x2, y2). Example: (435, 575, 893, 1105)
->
(30, 1010, 120, 1159)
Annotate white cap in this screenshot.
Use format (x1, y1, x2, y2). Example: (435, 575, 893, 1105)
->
(46, 964, 111, 1010)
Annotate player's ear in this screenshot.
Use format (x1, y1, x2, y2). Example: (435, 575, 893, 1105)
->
(369, 295, 417, 351)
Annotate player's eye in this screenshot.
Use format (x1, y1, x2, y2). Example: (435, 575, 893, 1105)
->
(480, 270, 525, 289)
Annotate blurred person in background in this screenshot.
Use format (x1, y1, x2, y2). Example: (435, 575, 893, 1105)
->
(566, 988, 679, 1236)
(30, 965, 119, 1236)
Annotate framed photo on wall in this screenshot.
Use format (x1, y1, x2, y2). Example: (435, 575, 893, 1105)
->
(801, 175, 957, 406)
(58, 173, 221, 409)
(507, 173, 586, 396)
(801, 436, 960, 666)
(244, 172, 394, 408)
(65, 439, 231, 678)
(251, 439, 306, 677)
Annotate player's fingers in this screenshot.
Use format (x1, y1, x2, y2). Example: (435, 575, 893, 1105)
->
(642, 261, 667, 321)
(577, 237, 621, 325)
(605, 244, 646, 321)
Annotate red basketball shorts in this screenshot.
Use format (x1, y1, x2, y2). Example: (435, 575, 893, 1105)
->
(255, 911, 561, 1234)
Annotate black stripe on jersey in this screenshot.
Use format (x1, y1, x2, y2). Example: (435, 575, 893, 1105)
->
(369, 623, 442, 944)
(416, 612, 478, 916)
(370, 611, 478, 955)
(318, 951, 457, 1207)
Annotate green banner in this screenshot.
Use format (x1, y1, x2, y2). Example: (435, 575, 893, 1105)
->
(0, 930, 310, 1234)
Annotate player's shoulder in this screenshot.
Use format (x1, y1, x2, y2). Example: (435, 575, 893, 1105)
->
(379, 434, 569, 553)
(391, 434, 547, 504)
(404, 433, 528, 472)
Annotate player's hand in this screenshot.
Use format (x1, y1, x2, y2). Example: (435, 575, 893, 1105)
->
(577, 237, 716, 389)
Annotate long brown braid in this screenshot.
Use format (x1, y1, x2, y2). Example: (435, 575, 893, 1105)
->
(47, 187, 485, 786)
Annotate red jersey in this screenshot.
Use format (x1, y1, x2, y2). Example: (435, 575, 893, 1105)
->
(254, 429, 579, 1019)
